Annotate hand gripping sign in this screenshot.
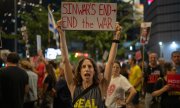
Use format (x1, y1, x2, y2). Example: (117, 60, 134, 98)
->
(61, 2, 117, 31)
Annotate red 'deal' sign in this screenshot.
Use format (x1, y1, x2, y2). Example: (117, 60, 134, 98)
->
(167, 74, 180, 91)
(61, 2, 117, 31)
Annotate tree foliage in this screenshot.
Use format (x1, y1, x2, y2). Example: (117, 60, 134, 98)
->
(4, 0, 142, 59)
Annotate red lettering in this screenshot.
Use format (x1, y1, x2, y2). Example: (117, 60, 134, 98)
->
(82, 17, 94, 28)
(97, 17, 113, 29)
(62, 3, 72, 14)
(62, 3, 97, 15)
(62, 16, 77, 28)
(99, 4, 112, 16)
(91, 4, 96, 15)
(99, 4, 104, 15)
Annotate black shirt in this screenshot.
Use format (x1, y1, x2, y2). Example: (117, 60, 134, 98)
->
(154, 78, 180, 108)
(53, 77, 72, 108)
(144, 65, 163, 93)
(0, 66, 29, 108)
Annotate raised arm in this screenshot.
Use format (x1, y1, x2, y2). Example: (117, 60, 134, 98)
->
(104, 22, 122, 84)
(56, 20, 74, 92)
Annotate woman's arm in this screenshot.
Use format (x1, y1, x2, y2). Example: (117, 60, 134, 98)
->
(152, 85, 170, 97)
(57, 20, 75, 93)
(126, 87, 136, 104)
(104, 22, 122, 85)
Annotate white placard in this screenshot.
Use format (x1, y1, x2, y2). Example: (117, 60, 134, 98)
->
(61, 2, 117, 31)
(140, 22, 152, 45)
(36, 35, 41, 51)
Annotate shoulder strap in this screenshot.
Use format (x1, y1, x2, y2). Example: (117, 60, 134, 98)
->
(72, 84, 96, 105)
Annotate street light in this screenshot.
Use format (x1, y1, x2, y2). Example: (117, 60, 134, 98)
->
(170, 41, 178, 49)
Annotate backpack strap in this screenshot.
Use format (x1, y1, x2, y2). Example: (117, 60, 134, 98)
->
(72, 84, 96, 105)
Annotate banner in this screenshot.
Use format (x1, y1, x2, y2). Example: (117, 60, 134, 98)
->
(140, 22, 152, 45)
(61, 2, 117, 31)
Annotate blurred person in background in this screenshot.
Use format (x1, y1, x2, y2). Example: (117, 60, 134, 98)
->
(128, 57, 143, 108)
(0, 52, 29, 108)
(171, 51, 180, 74)
(152, 62, 180, 108)
(120, 63, 129, 79)
(41, 64, 57, 108)
(20, 59, 38, 108)
(53, 64, 72, 108)
(105, 60, 136, 108)
(144, 52, 163, 108)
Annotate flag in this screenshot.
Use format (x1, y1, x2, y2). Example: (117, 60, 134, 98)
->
(48, 5, 59, 48)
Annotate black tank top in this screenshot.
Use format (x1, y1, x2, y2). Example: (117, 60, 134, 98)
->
(73, 85, 103, 108)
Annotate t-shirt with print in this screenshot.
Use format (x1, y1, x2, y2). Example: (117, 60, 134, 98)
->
(144, 65, 162, 93)
(105, 75, 132, 108)
(73, 85, 103, 108)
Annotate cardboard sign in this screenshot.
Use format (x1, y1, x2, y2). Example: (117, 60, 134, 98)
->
(61, 2, 117, 31)
(167, 74, 180, 91)
(140, 22, 152, 45)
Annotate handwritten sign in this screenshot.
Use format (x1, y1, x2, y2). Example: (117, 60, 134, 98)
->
(61, 2, 117, 31)
(167, 74, 180, 91)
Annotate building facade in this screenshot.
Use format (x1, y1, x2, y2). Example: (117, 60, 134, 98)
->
(144, 0, 180, 61)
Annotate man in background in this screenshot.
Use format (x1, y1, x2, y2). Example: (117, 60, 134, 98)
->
(0, 52, 29, 108)
(171, 51, 180, 74)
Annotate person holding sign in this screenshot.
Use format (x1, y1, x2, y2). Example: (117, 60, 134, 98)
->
(143, 52, 163, 108)
(152, 62, 180, 108)
(57, 20, 122, 108)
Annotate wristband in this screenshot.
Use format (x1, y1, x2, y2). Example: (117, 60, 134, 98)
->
(112, 39, 119, 43)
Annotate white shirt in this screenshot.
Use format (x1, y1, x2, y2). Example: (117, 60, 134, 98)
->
(105, 75, 132, 108)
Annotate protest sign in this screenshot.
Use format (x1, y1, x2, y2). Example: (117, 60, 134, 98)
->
(135, 50, 142, 60)
(61, 2, 117, 31)
(140, 22, 152, 45)
(167, 74, 180, 91)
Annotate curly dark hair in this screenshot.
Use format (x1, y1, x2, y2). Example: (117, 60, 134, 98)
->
(74, 57, 99, 86)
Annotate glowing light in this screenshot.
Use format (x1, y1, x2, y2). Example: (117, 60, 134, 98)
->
(147, 0, 154, 5)
(75, 53, 79, 58)
(130, 46, 133, 51)
(170, 41, 178, 49)
(74, 52, 89, 58)
(159, 42, 163, 46)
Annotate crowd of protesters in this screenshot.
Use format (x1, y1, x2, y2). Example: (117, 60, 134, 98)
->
(0, 20, 180, 108)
